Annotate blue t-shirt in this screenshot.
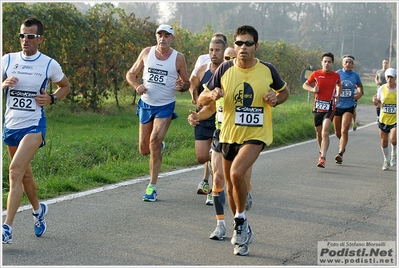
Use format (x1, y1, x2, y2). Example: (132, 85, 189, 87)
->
(336, 69, 362, 109)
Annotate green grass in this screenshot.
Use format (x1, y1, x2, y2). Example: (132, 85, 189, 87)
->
(2, 79, 376, 208)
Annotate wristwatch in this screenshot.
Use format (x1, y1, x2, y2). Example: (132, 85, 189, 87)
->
(50, 94, 58, 105)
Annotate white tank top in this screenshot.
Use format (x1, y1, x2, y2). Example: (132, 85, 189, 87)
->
(141, 46, 178, 106)
(2, 51, 65, 129)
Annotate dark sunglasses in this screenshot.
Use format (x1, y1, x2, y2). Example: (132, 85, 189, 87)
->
(234, 40, 256, 47)
(224, 56, 236, 60)
(19, 33, 42, 39)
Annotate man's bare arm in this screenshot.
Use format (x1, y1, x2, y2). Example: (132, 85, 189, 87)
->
(176, 52, 190, 91)
(126, 47, 150, 94)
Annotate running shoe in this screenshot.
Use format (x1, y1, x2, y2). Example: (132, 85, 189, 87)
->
(335, 154, 343, 164)
(205, 192, 213, 205)
(234, 243, 249, 256)
(245, 192, 253, 211)
(197, 180, 209, 195)
(209, 222, 226, 240)
(390, 154, 396, 167)
(161, 141, 165, 153)
(233, 226, 254, 256)
(143, 185, 158, 201)
(317, 157, 326, 168)
(382, 160, 390, 171)
(352, 122, 357, 131)
(33, 202, 48, 237)
(2, 224, 12, 244)
(231, 218, 251, 246)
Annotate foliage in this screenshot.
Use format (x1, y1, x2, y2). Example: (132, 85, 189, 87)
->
(2, 2, 157, 111)
(118, 2, 159, 21)
(257, 40, 323, 94)
(172, 23, 217, 73)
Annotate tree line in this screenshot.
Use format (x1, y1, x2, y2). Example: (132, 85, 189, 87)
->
(119, 2, 396, 71)
(2, 2, 354, 111)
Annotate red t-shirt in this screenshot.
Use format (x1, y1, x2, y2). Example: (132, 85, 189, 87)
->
(307, 70, 341, 112)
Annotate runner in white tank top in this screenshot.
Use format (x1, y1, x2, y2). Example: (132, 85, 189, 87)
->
(141, 46, 178, 106)
(126, 24, 190, 202)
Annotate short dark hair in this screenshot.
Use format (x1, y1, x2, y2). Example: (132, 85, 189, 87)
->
(212, 32, 227, 45)
(234, 25, 258, 44)
(22, 17, 44, 35)
(210, 38, 226, 50)
(322, 52, 335, 63)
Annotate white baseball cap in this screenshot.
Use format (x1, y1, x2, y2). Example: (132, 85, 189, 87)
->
(385, 68, 396, 77)
(156, 24, 174, 35)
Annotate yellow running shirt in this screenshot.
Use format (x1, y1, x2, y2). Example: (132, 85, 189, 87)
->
(204, 59, 286, 146)
(379, 84, 397, 125)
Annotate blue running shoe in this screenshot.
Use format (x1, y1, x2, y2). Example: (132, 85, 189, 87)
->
(2, 224, 12, 244)
(161, 142, 165, 153)
(33, 202, 48, 237)
(143, 185, 158, 202)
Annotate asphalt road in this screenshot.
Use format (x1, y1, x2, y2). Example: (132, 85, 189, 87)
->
(2, 105, 397, 267)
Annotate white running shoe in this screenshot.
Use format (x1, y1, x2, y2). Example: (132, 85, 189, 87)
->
(233, 226, 254, 256)
(390, 154, 396, 167)
(205, 192, 213, 205)
(209, 223, 226, 240)
(197, 180, 209, 195)
(382, 160, 390, 171)
(231, 218, 251, 246)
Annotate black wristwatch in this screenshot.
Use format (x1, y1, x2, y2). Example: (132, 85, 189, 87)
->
(50, 94, 57, 105)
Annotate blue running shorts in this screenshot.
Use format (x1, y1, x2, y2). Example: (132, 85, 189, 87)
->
(136, 99, 178, 124)
(3, 125, 46, 147)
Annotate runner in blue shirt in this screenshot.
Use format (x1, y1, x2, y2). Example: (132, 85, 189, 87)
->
(334, 54, 363, 164)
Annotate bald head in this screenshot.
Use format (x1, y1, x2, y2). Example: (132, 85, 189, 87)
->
(224, 47, 236, 61)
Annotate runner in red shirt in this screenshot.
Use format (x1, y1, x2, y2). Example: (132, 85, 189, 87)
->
(303, 52, 342, 168)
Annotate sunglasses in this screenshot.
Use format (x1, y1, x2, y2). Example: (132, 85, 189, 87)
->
(19, 33, 42, 39)
(234, 40, 256, 47)
(224, 56, 236, 60)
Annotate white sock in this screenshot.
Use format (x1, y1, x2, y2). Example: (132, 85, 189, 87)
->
(382, 146, 389, 160)
(235, 211, 246, 220)
(33, 206, 42, 215)
(392, 145, 396, 157)
(217, 220, 226, 227)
